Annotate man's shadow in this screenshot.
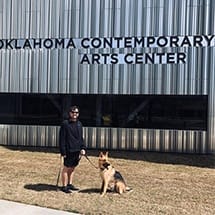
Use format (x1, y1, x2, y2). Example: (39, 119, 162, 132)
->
(24, 183, 57, 192)
(24, 183, 101, 193)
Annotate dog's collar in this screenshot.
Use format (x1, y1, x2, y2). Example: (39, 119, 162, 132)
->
(100, 162, 110, 170)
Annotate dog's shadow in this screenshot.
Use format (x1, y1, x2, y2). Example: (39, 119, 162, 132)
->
(24, 183, 57, 192)
(78, 188, 101, 194)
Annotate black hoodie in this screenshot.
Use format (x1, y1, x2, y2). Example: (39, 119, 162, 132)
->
(59, 119, 86, 156)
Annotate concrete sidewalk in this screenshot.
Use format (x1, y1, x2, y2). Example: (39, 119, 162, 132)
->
(0, 199, 78, 215)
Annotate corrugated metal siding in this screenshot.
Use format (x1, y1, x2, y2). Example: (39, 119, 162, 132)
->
(0, 125, 207, 153)
(0, 0, 214, 153)
(0, 0, 212, 95)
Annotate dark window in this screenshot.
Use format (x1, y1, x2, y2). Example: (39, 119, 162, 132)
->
(0, 93, 207, 130)
(0, 93, 62, 125)
(21, 94, 62, 125)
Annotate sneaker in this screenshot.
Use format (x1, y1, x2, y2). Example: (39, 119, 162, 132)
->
(67, 184, 79, 191)
(61, 186, 72, 193)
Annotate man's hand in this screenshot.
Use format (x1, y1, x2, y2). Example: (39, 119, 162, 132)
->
(80, 149, 86, 155)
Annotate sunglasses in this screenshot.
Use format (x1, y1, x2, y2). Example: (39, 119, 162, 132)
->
(71, 111, 79, 114)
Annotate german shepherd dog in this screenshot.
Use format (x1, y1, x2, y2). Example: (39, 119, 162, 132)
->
(98, 151, 131, 196)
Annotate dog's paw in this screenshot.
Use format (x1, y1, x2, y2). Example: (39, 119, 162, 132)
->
(126, 187, 133, 193)
(100, 194, 105, 197)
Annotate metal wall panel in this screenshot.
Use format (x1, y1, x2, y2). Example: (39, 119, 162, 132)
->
(0, 0, 214, 153)
(0, 125, 207, 153)
(0, 0, 212, 96)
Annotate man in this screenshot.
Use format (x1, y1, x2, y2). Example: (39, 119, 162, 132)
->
(59, 106, 86, 193)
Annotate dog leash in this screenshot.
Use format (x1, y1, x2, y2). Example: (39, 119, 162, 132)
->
(84, 154, 98, 169)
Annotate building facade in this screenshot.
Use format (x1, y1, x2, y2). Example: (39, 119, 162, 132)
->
(0, 0, 214, 153)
